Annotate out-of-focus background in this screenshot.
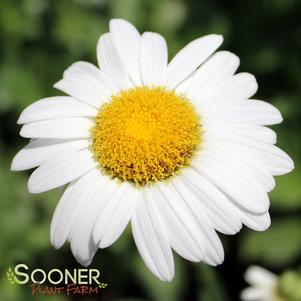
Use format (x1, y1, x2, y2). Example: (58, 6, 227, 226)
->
(0, 0, 300, 300)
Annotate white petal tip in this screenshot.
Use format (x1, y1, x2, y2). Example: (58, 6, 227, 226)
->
(206, 258, 224, 267)
(158, 270, 175, 282)
(10, 164, 24, 172)
(19, 127, 27, 138)
(205, 253, 224, 266)
(19, 126, 34, 139)
(51, 239, 64, 250)
(53, 80, 63, 90)
(99, 240, 109, 249)
(265, 216, 272, 230)
(27, 179, 44, 194)
(279, 159, 295, 175)
(267, 103, 283, 124)
(248, 201, 270, 215)
(287, 161, 295, 173)
(209, 34, 224, 46)
(11, 153, 31, 171)
(217, 257, 225, 265)
(77, 259, 92, 267)
(277, 113, 283, 124)
(216, 34, 224, 42)
(17, 116, 24, 125)
(10, 159, 19, 171)
(27, 186, 40, 194)
(162, 276, 173, 282)
(109, 18, 123, 24)
(250, 215, 271, 232)
(262, 224, 271, 232)
(109, 18, 132, 28)
(98, 235, 117, 249)
(201, 34, 224, 49)
(109, 18, 138, 35)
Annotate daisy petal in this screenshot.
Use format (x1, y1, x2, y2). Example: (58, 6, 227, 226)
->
(243, 212, 271, 232)
(140, 32, 168, 86)
(50, 168, 102, 249)
(210, 136, 294, 175)
(131, 193, 174, 282)
(164, 180, 225, 266)
(11, 139, 88, 171)
(20, 117, 93, 139)
(216, 150, 274, 193)
(64, 61, 100, 77)
(182, 168, 271, 232)
(203, 123, 277, 144)
(193, 152, 269, 214)
(252, 143, 294, 176)
(181, 168, 243, 235)
(93, 183, 138, 249)
(54, 72, 110, 108)
(245, 266, 277, 286)
(203, 99, 283, 126)
(28, 149, 97, 193)
(97, 33, 131, 90)
(109, 18, 142, 86)
(17, 97, 97, 124)
(165, 34, 223, 89)
(240, 287, 269, 301)
(203, 142, 275, 192)
(69, 174, 119, 265)
(186, 51, 240, 97)
(175, 75, 194, 94)
(197, 73, 258, 105)
(150, 185, 205, 262)
(63, 61, 115, 94)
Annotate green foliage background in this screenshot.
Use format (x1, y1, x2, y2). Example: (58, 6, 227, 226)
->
(0, 0, 300, 300)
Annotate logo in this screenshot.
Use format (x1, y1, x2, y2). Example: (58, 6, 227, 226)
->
(6, 264, 108, 296)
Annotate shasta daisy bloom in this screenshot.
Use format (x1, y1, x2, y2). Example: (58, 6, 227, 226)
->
(241, 266, 279, 301)
(12, 19, 294, 281)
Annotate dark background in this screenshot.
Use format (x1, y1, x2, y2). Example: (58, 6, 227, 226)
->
(0, 0, 300, 300)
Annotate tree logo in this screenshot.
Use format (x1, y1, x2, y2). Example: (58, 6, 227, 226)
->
(6, 267, 16, 284)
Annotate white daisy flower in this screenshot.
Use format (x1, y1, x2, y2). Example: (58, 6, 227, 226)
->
(12, 19, 294, 281)
(241, 266, 279, 301)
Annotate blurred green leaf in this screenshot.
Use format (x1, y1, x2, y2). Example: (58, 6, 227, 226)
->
(53, 1, 105, 56)
(197, 265, 227, 301)
(113, 299, 148, 301)
(0, 0, 44, 41)
(133, 254, 186, 301)
(249, 48, 282, 74)
(240, 218, 301, 267)
(279, 270, 301, 301)
(0, 63, 44, 112)
(270, 168, 301, 210)
(149, 0, 187, 35)
(270, 127, 301, 211)
(110, 0, 144, 25)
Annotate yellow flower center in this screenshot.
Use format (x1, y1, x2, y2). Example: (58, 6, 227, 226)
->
(90, 86, 201, 185)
